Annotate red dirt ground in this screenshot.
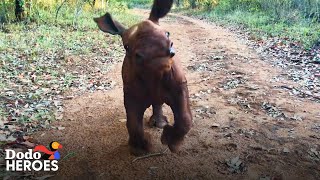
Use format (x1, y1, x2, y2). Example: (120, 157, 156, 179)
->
(33, 10, 320, 180)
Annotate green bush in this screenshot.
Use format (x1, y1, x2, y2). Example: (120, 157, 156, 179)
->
(176, 0, 320, 48)
(178, 0, 320, 23)
(0, 0, 133, 25)
(0, 0, 14, 23)
(125, 0, 152, 9)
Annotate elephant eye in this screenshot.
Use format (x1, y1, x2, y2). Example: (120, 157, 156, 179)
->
(165, 32, 170, 38)
(136, 52, 144, 65)
(124, 45, 129, 52)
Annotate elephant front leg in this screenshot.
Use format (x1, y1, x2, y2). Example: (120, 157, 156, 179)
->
(148, 104, 168, 128)
(161, 83, 192, 152)
(125, 94, 151, 156)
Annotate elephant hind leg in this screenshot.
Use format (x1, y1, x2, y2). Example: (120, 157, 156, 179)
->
(148, 104, 168, 129)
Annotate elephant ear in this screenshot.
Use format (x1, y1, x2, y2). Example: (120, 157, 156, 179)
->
(149, 0, 174, 24)
(94, 12, 126, 35)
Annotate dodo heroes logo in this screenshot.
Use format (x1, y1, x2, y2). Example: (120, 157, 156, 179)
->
(5, 141, 62, 172)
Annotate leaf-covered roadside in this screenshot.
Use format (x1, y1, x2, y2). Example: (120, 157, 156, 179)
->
(219, 23, 320, 102)
(0, 11, 140, 140)
(175, 11, 320, 102)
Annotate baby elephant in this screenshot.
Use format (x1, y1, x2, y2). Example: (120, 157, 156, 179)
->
(94, 0, 192, 155)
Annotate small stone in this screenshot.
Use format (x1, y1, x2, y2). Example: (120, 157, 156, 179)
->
(213, 56, 223, 60)
(268, 148, 278, 154)
(97, 86, 105, 90)
(305, 91, 312, 96)
(283, 147, 290, 153)
(119, 119, 127, 123)
(57, 126, 65, 130)
(211, 123, 220, 128)
(55, 114, 63, 120)
(64, 96, 74, 100)
(224, 133, 232, 138)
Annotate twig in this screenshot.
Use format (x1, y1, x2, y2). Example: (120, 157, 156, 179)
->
(132, 148, 169, 163)
(55, 0, 68, 23)
(60, 151, 76, 161)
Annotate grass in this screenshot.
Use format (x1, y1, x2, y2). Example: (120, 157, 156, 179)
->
(125, 0, 152, 9)
(0, 8, 142, 123)
(177, 8, 320, 49)
(0, 108, 7, 117)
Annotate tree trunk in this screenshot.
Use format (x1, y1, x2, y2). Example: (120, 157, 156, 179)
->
(190, 0, 196, 9)
(176, 0, 180, 7)
(15, 0, 25, 21)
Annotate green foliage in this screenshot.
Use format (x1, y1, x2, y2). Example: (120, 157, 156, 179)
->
(124, 0, 152, 9)
(0, 0, 14, 23)
(213, 0, 261, 12)
(177, 0, 320, 48)
(0, 1, 142, 123)
(108, 1, 128, 12)
(0, 0, 132, 25)
(207, 0, 320, 23)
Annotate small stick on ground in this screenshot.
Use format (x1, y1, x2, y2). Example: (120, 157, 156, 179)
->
(132, 148, 169, 163)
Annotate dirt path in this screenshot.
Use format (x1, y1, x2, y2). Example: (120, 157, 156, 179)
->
(34, 10, 320, 180)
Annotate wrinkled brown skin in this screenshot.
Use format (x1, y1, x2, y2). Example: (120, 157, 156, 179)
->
(94, 0, 192, 155)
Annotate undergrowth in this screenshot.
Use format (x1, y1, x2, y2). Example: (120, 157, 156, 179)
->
(0, 3, 141, 123)
(177, 8, 320, 49)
